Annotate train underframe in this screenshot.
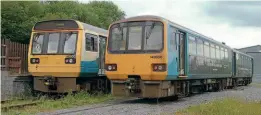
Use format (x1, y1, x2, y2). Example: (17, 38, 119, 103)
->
(33, 76, 111, 94)
(111, 76, 252, 98)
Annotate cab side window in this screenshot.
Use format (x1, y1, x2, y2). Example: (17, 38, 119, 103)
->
(86, 33, 98, 52)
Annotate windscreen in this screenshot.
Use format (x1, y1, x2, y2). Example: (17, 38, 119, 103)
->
(108, 21, 163, 53)
(31, 32, 78, 54)
(63, 33, 77, 54)
(47, 33, 60, 53)
(32, 33, 44, 54)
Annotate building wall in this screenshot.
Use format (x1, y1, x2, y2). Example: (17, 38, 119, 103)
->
(239, 45, 261, 53)
(1, 71, 32, 101)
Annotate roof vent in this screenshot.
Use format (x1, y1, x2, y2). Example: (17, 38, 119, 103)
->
(222, 42, 226, 45)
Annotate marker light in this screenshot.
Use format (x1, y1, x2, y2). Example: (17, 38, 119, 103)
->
(152, 63, 166, 72)
(106, 64, 117, 71)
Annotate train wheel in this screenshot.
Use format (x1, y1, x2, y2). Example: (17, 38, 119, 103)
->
(233, 79, 238, 88)
(217, 81, 222, 91)
(244, 79, 249, 86)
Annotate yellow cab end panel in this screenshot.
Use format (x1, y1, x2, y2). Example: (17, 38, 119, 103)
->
(28, 29, 83, 77)
(28, 55, 81, 77)
(105, 52, 167, 81)
(105, 20, 168, 81)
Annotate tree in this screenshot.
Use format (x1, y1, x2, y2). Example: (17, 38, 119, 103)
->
(1, 1, 45, 43)
(85, 1, 125, 29)
(1, 1, 126, 43)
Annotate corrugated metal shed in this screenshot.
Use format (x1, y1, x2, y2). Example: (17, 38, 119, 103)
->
(238, 45, 261, 83)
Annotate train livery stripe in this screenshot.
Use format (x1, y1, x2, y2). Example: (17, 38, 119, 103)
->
(80, 61, 99, 73)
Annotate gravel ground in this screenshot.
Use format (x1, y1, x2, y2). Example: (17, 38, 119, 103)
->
(38, 85, 261, 115)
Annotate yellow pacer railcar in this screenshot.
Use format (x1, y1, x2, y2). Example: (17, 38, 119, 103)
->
(105, 15, 253, 98)
(28, 20, 109, 93)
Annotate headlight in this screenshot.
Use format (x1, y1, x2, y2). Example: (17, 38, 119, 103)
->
(69, 59, 73, 63)
(30, 58, 40, 64)
(108, 65, 112, 70)
(106, 64, 117, 71)
(65, 58, 76, 64)
(152, 63, 166, 72)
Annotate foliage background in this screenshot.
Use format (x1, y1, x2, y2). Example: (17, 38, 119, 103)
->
(1, 1, 125, 43)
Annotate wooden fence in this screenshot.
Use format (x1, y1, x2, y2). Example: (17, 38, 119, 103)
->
(1, 39, 29, 76)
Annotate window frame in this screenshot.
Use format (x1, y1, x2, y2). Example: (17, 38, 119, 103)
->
(189, 35, 197, 55)
(196, 38, 204, 56)
(63, 32, 78, 54)
(210, 44, 216, 59)
(127, 25, 143, 50)
(31, 32, 79, 55)
(215, 45, 220, 60)
(108, 21, 164, 54)
(85, 33, 98, 52)
(203, 41, 210, 58)
(224, 49, 228, 61)
(46, 32, 61, 54)
(31, 33, 45, 55)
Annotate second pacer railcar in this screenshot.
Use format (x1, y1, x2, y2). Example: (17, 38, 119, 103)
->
(105, 15, 253, 98)
(28, 20, 110, 93)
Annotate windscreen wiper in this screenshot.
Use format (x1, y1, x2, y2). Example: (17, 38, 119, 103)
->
(65, 32, 73, 41)
(146, 22, 155, 40)
(116, 24, 124, 40)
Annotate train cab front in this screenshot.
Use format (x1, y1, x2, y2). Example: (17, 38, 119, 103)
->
(105, 17, 170, 98)
(28, 20, 82, 93)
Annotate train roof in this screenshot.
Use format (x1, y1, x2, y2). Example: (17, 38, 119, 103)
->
(33, 19, 108, 35)
(114, 15, 231, 49)
(232, 49, 253, 58)
(80, 22, 108, 36)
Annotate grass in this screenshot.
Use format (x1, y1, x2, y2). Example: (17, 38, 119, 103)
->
(175, 98, 261, 115)
(1, 91, 114, 115)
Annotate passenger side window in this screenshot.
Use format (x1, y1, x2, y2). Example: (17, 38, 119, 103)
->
(238, 55, 242, 65)
(86, 33, 98, 52)
(225, 49, 228, 61)
(189, 36, 197, 55)
(203, 42, 210, 58)
(215, 46, 220, 60)
(210, 44, 215, 59)
(197, 38, 204, 56)
(220, 48, 225, 61)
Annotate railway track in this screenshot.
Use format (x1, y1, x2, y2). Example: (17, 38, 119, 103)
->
(43, 96, 181, 115)
(1, 98, 24, 104)
(42, 98, 138, 115)
(1, 101, 42, 112)
(40, 86, 249, 115)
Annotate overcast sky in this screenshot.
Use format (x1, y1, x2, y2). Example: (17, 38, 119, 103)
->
(82, 0, 261, 49)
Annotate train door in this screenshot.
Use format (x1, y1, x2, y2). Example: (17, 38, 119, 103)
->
(232, 52, 236, 77)
(98, 35, 107, 73)
(178, 31, 186, 75)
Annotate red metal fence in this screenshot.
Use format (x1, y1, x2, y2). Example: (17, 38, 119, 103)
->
(1, 39, 29, 76)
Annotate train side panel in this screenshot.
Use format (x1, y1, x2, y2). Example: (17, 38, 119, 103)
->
(233, 51, 253, 78)
(79, 30, 99, 77)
